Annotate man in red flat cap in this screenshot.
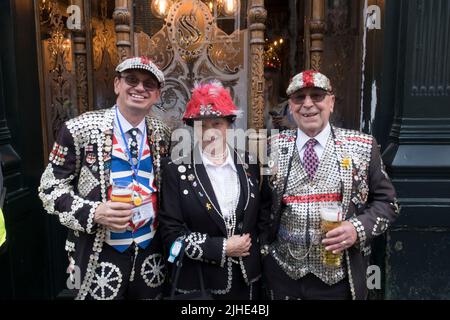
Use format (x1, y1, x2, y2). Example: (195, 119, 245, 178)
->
(259, 70, 400, 300)
(39, 56, 171, 299)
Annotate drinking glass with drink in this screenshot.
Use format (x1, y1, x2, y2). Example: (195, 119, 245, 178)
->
(110, 180, 133, 203)
(320, 202, 343, 267)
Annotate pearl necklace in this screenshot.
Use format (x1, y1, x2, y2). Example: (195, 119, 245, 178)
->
(195, 148, 240, 238)
(202, 147, 228, 165)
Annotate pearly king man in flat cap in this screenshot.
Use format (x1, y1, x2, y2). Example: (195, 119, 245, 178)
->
(259, 70, 400, 300)
(39, 56, 171, 299)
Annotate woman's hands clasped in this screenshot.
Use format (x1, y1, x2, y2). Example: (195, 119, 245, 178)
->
(226, 233, 252, 257)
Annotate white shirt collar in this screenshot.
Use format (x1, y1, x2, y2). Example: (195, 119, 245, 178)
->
(201, 145, 237, 172)
(115, 106, 146, 135)
(296, 122, 331, 150)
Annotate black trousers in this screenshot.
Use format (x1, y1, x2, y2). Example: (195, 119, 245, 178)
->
(84, 240, 167, 300)
(263, 254, 351, 300)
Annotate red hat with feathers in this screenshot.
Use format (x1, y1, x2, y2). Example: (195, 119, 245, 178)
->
(183, 81, 239, 124)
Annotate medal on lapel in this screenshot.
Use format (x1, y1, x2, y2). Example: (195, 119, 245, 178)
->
(103, 151, 111, 162)
(133, 194, 143, 206)
(85, 145, 94, 156)
(341, 157, 351, 170)
(131, 180, 143, 206)
(86, 153, 96, 165)
(105, 136, 112, 147)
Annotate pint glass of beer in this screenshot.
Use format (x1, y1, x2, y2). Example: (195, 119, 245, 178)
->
(320, 203, 343, 267)
(110, 181, 133, 203)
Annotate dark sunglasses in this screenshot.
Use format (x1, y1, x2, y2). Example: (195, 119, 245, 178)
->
(119, 74, 159, 91)
(290, 90, 331, 104)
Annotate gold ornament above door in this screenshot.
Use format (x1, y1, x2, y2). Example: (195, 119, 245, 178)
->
(135, 0, 247, 130)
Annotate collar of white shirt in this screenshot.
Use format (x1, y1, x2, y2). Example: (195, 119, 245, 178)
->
(114, 105, 146, 135)
(296, 122, 331, 152)
(201, 146, 237, 172)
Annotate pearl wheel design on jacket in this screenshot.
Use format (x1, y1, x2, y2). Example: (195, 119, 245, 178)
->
(89, 262, 123, 300)
(141, 253, 165, 288)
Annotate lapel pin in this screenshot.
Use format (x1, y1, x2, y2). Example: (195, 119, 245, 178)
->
(178, 165, 186, 173)
(341, 157, 351, 169)
(206, 203, 212, 210)
(86, 153, 96, 165)
(183, 190, 188, 195)
(181, 175, 186, 180)
(188, 174, 195, 181)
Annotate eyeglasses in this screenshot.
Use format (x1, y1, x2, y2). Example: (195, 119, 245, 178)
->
(289, 90, 331, 104)
(120, 74, 159, 91)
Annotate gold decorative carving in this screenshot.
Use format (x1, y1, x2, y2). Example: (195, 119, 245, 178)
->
(248, 5, 267, 24)
(113, 0, 132, 61)
(248, 0, 266, 130)
(71, 0, 89, 114)
(47, 30, 73, 71)
(250, 45, 265, 128)
(309, 0, 326, 71)
(135, 28, 174, 71)
(93, 19, 119, 69)
(38, 0, 77, 147)
(75, 55, 88, 114)
(112, 7, 131, 26)
(310, 19, 326, 33)
(166, 0, 213, 62)
(91, 0, 119, 109)
(310, 52, 322, 72)
(134, 0, 248, 130)
(43, 40, 77, 144)
(207, 30, 243, 74)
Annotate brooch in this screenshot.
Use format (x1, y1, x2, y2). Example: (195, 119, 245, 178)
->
(341, 157, 351, 169)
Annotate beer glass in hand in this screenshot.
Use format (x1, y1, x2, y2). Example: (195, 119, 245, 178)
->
(110, 181, 133, 203)
(320, 203, 343, 267)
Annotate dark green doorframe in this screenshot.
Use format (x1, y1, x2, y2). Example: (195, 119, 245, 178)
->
(378, 0, 450, 299)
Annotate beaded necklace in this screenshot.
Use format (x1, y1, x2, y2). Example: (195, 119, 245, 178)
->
(195, 147, 243, 238)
